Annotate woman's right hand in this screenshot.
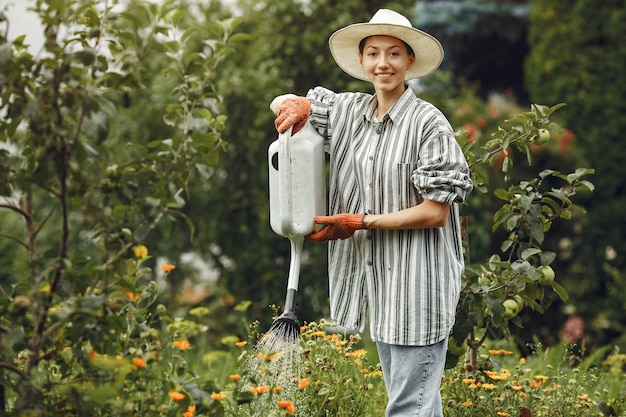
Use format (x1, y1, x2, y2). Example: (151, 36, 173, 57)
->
(272, 95, 311, 134)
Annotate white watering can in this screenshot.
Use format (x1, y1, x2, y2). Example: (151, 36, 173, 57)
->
(266, 121, 326, 341)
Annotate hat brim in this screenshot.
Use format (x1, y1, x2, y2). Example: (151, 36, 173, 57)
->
(329, 23, 444, 81)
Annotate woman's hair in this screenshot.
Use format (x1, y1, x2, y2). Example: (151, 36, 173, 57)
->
(358, 36, 415, 56)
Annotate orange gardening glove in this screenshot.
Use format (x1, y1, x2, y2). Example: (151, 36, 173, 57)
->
(306, 213, 367, 242)
(274, 97, 311, 134)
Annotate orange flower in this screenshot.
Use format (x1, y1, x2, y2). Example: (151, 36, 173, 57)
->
(299, 378, 309, 390)
(210, 391, 226, 400)
(168, 391, 185, 401)
(497, 412, 510, 417)
(173, 340, 192, 350)
(277, 400, 295, 414)
(182, 405, 196, 417)
(235, 341, 248, 348)
(273, 387, 283, 393)
(89, 350, 96, 359)
(530, 379, 542, 388)
(488, 349, 501, 355)
(482, 383, 497, 391)
(229, 374, 241, 382)
(250, 386, 270, 395)
(519, 357, 526, 364)
(160, 264, 176, 272)
(345, 349, 367, 357)
(125, 290, 140, 301)
(132, 357, 146, 367)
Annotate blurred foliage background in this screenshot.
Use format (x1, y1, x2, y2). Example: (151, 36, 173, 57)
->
(2, 0, 625, 355)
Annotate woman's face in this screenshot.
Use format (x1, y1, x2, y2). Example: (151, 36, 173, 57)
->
(359, 35, 415, 97)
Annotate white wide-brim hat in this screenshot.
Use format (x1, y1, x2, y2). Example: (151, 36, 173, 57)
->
(329, 9, 444, 81)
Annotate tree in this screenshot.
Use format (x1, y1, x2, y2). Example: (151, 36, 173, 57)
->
(525, 0, 626, 348)
(0, 0, 245, 413)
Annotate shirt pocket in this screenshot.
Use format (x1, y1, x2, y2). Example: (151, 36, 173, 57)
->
(391, 162, 421, 211)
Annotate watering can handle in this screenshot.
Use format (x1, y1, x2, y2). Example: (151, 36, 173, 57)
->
(278, 126, 294, 237)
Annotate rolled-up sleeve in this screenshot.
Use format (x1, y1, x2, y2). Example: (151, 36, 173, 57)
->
(412, 123, 473, 205)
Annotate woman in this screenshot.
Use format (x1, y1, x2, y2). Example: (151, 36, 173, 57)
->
(271, 9, 472, 416)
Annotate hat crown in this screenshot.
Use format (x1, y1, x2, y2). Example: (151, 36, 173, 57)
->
(369, 9, 412, 28)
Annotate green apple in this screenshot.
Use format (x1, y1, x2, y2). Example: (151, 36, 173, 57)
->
(538, 265, 555, 285)
(535, 128, 550, 145)
(513, 294, 524, 311)
(503, 299, 520, 319)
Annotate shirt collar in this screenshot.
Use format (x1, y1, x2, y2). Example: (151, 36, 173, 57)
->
(365, 86, 415, 125)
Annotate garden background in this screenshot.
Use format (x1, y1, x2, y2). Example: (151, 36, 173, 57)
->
(0, 0, 625, 415)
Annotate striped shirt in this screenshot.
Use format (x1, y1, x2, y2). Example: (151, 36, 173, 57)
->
(306, 86, 472, 346)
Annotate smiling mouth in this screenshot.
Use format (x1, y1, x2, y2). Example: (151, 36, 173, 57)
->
(376, 73, 394, 79)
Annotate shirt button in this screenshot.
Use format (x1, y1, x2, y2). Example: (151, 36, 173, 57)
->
(367, 261, 373, 266)
(369, 183, 373, 188)
(376, 130, 381, 134)
(369, 156, 374, 161)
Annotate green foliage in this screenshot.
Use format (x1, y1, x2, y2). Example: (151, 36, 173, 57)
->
(0, 0, 247, 414)
(449, 103, 595, 370)
(525, 0, 626, 347)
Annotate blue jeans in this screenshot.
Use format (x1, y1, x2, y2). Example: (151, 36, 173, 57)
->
(376, 338, 448, 417)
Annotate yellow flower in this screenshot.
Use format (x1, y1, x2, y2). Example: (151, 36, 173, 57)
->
(168, 391, 185, 401)
(482, 383, 497, 390)
(173, 340, 192, 350)
(133, 245, 148, 259)
(535, 375, 549, 382)
(132, 357, 146, 368)
(497, 412, 510, 416)
(461, 400, 473, 407)
(511, 384, 524, 391)
(579, 395, 591, 402)
(462, 378, 476, 384)
(210, 391, 226, 400)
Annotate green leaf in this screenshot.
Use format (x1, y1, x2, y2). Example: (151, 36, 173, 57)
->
(529, 220, 545, 243)
(550, 281, 569, 302)
(521, 248, 541, 260)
